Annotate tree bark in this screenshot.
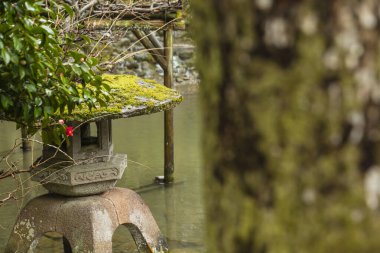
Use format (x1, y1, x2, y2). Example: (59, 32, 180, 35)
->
(192, 0, 380, 252)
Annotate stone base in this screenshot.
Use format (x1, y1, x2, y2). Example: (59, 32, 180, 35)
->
(31, 154, 127, 196)
(5, 187, 168, 253)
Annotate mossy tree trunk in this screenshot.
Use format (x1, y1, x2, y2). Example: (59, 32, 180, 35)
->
(192, 0, 380, 252)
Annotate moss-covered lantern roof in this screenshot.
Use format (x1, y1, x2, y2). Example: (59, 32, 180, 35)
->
(61, 74, 182, 122)
(0, 74, 182, 124)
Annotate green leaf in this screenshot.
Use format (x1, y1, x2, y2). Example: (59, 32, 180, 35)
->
(60, 75, 69, 84)
(80, 63, 90, 73)
(25, 84, 37, 93)
(38, 18, 47, 24)
(71, 64, 82, 75)
(22, 17, 34, 31)
(42, 61, 54, 70)
(25, 2, 36, 12)
(83, 89, 91, 99)
(0, 94, 12, 109)
(98, 98, 107, 107)
(19, 67, 26, 79)
(1, 48, 10, 65)
(103, 82, 111, 91)
(34, 107, 42, 118)
(45, 88, 53, 96)
(9, 52, 19, 64)
(12, 37, 22, 52)
(80, 35, 92, 44)
(68, 51, 86, 62)
(82, 73, 91, 83)
(87, 57, 98, 66)
(40, 25, 54, 35)
(62, 3, 74, 17)
(34, 97, 43, 106)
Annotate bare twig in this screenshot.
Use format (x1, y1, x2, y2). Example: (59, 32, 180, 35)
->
(80, 0, 99, 14)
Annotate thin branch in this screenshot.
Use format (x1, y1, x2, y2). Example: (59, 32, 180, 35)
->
(79, 0, 98, 15)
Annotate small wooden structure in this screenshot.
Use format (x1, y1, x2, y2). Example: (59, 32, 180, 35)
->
(84, 0, 186, 184)
(22, 1, 186, 184)
(19, 1, 186, 184)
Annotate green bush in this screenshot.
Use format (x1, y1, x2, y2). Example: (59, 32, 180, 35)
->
(0, 0, 110, 130)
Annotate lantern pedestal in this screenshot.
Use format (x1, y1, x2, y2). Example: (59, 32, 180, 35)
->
(5, 187, 168, 253)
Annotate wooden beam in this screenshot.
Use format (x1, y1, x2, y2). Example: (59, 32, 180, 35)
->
(145, 31, 164, 57)
(164, 26, 174, 184)
(132, 30, 167, 70)
(84, 19, 186, 31)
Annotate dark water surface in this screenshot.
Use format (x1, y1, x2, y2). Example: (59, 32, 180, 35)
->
(0, 94, 204, 252)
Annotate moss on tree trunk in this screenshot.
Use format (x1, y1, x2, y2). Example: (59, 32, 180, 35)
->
(192, 0, 380, 252)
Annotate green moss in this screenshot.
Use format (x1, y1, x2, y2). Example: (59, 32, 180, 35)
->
(59, 74, 182, 122)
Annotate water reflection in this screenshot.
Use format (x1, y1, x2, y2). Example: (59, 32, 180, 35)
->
(0, 94, 205, 252)
(0, 122, 21, 153)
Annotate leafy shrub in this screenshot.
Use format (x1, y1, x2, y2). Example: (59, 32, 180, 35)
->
(0, 0, 110, 130)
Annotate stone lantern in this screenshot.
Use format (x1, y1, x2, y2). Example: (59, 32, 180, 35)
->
(31, 74, 183, 196)
(6, 74, 181, 253)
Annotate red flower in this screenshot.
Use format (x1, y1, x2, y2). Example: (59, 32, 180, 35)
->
(66, 126, 74, 137)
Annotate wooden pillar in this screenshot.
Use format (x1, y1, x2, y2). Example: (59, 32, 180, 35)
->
(132, 28, 175, 184)
(164, 26, 174, 184)
(21, 126, 31, 151)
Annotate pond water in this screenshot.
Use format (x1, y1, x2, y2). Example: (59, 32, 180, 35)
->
(0, 94, 205, 252)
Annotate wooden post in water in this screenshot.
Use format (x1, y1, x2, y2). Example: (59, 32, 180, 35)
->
(132, 28, 175, 184)
(164, 26, 174, 184)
